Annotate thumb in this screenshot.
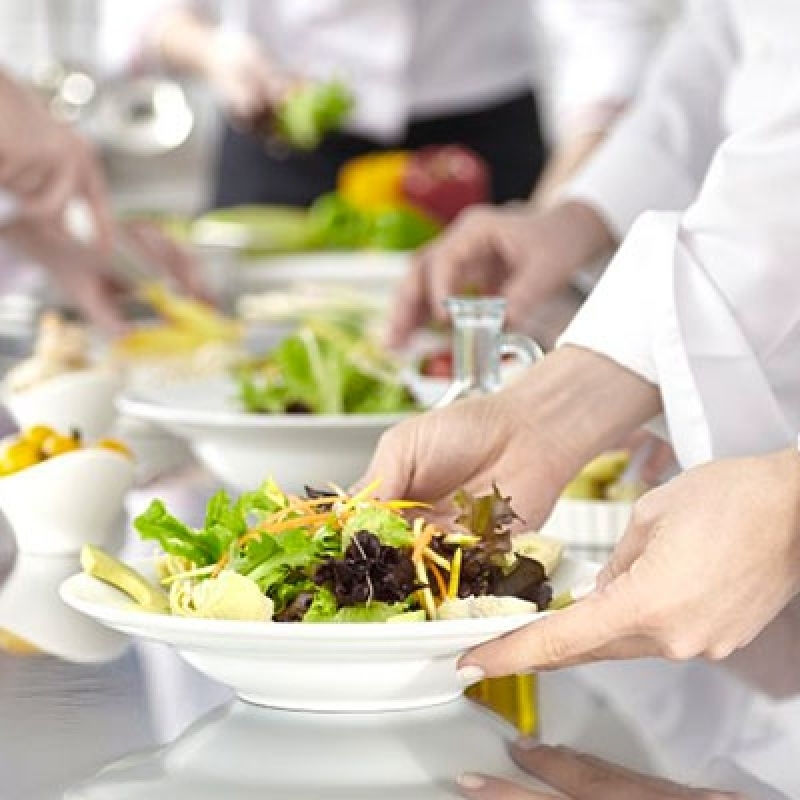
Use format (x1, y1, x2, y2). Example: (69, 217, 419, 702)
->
(460, 578, 639, 675)
(351, 423, 415, 500)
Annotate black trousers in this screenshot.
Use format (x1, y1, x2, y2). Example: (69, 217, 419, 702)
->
(212, 91, 547, 209)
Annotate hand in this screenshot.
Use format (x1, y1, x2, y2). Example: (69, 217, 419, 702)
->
(389, 201, 615, 347)
(462, 449, 800, 676)
(6, 219, 206, 334)
(361, 346, 659, 525)
(202, 31, 294, 122)
(0, 72, 112, 248)
(458, 742, 742, 799)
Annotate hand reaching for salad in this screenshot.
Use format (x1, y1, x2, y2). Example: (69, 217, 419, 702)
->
(389, 201, 616, 347)
(457, 742, 743, 800)
(362, 346, 659, 526)
(462, 449, 800, 678)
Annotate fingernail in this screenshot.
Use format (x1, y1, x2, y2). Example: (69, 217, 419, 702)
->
(514, 735, 540, 751)
(457, 665, 485, 687)
(457, 773, 487, 791)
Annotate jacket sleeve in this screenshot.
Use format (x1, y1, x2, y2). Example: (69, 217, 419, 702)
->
(561, 67, 800, 467)
(562, 0, 737, 239)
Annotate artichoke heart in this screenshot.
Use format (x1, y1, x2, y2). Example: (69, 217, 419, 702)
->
(169, 572, 274, 621)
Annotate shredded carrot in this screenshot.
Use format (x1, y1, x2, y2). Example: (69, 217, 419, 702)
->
(426, 558, 448, 602)
(423, 547, 451, 572)
(412, 523, 438, 562)
(239, 512, 333, 545)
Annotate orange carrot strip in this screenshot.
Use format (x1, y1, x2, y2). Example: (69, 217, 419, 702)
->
(239, 512, 333, 545)
(426, 558, 448, 602)
(412, 523, 438, 563)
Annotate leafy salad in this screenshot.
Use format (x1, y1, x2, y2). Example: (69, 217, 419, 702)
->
(83, 481, 567, 624)
(234, 318, 419, 415)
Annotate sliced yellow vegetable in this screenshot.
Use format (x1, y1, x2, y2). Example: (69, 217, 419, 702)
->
(81, 544, 170, 613)
(448, 547, 463, 600)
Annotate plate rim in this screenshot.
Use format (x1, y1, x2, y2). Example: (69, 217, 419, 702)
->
(59, 555, 599, 642)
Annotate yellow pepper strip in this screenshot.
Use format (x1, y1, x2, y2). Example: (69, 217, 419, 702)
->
(448, 547, 463, 600)
(415, 559, 437, 621)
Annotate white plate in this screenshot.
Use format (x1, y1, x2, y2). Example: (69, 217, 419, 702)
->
(60, 555, 598, 712)
(117, 376, 410, 492)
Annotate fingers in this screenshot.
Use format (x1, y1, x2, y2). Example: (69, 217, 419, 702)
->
(510, 744, 675, 800)
(388, 250, 434, 347)
(457, 773, 558, 800)
(357, 421, 417, 500)
(121, 221, 207, 298)
(77, 145, 115, 254)
(460, 578, 641, 675)
(597, 488, 664, 588)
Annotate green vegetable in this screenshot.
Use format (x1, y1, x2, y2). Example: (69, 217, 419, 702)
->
(367, 207, 441, 251)
(192, 206, 323, 257)
(235, 319, 418, 415)
(276, 80, 354, 150)
(170, 572, 273, 621)
(81, 544, 169, 613)
(303, 588, 409, 623)
(309, 193, 440, 252)
(341, 506, 415, 550)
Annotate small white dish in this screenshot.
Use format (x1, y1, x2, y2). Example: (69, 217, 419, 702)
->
(60, 555, 598, 712)
(118, 376, 409, 492)
(541, 498, 633, 561)
(3, 369, 121, 441)
(0, 552, 128, 663)
(0, 448, 134, 556)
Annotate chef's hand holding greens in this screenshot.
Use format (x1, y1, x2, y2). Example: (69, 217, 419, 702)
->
(82, 480, 565, 623)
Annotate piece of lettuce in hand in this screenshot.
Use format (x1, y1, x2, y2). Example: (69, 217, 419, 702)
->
(341, 506, 415, 550)
(303, 587, 410, 623)
(276, 81, 354, 150)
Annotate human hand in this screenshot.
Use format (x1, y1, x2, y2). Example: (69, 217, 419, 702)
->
(458, 742, 742, 800)
(0, 72, 112, 248)
(6, 219, 206, 334)
(203, 31, 294, 122)
(461, 449, 800, 677)
(389, 201, 615, 347)
(361, 346, 659, 525)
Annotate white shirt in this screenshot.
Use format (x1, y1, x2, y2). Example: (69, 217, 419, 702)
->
(561, 0, 800, 467)
(130, 0, 667, 142)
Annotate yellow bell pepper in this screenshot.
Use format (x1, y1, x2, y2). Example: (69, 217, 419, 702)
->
(337, 151, 411, 213)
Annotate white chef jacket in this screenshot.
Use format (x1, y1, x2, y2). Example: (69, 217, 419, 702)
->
(116, 0, 666, 142)
(561, 1, 800, 467)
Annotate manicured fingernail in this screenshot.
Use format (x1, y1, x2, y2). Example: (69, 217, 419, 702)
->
(514, 735, 540, 751)
(457, 773, 487, 791)
(457, 665, 485, 687)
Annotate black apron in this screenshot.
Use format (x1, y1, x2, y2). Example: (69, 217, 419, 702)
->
(212, 91, 547, 209)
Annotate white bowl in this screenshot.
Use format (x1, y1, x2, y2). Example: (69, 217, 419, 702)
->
(2, 369, 121, 441)
(0, 552, 128, 663)
(227, 251, 409, 297)
(540, 498, 633, 561)
(60, 555, 598, 712)
(0, 448, 134, 556)
(66, 697, 552, 800)
(118, 376, 409, 492)
(110, 414, 192, 484)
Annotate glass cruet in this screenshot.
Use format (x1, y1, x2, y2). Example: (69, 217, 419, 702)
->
(436, 296, 543, 407)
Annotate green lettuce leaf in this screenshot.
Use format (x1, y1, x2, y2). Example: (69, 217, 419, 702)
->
(341, 507, 415, 550)
(302, 588, 409, 623)
(134, 499, 216, 566)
